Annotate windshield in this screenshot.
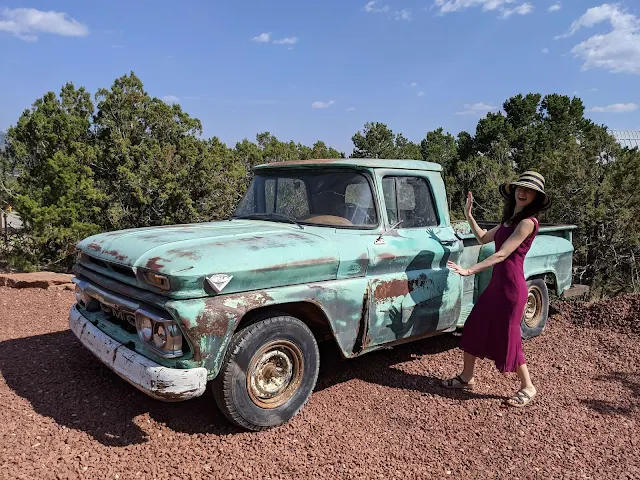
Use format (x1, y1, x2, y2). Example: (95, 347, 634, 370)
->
(234, 169, 378, 228)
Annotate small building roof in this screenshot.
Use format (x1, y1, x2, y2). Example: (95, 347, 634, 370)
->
(610, 130, 640, 149)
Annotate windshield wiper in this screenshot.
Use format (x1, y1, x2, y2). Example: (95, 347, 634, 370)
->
(231, 213, 304, 229)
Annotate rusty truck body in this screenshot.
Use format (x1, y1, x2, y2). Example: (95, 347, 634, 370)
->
(69, 159, 581, 430)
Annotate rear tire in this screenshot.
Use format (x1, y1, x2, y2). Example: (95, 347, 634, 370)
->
(211, 315, 320, 431)
(520, 279, 549, 340)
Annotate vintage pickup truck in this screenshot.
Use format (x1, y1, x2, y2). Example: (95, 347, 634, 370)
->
(69, 159, 583, 431)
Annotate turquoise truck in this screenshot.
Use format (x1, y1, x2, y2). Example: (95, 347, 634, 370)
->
(69, 159, 584, 431)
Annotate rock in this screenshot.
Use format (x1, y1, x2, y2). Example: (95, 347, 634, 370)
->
(0, 272, 74, 290)
(49, 283, 75, 291)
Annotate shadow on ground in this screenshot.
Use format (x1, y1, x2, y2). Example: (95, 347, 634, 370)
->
(580, 372, 639, 418)
(0, 329, 485, 447)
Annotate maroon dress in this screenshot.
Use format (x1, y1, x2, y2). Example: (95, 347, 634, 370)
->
(460, 217, 539, 373)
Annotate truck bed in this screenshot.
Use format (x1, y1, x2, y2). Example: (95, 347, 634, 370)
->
(451, 220, 576, 327)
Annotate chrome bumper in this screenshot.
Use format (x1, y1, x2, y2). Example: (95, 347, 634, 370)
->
(68, 305, 207, 402)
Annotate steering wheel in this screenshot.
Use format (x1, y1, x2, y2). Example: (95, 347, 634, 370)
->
(338, 203, 373, 225)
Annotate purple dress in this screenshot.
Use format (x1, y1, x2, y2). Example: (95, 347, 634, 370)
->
(460, 217, 539, 373)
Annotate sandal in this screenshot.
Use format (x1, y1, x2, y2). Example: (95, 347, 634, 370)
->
(441, 374, 475, 390)
(504, 389, 535, 408)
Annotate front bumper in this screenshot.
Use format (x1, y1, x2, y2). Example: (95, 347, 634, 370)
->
(69, 305, 208, 402)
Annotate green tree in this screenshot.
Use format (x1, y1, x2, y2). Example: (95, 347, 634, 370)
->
(3, 83, 104, 270)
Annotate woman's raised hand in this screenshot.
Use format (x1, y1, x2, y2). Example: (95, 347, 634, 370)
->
(464, 192, 473, 219)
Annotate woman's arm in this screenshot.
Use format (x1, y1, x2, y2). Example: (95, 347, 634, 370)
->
(465, 192, 498, 245)
(448, 219, 535, 276)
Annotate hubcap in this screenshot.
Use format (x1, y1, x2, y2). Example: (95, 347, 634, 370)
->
(247, 340, 304, 409)
(524, 285, 543, 328)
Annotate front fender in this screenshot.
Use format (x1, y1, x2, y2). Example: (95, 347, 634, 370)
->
(167, 277, 369, 379)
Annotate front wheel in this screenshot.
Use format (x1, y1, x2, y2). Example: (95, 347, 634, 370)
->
(211, 315, 320, 431)
(520, 278, 549, 340)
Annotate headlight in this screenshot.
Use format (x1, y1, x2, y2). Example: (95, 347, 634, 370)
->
(135, 311, 183, 358)
(153, 323, 167, 348)
(139, 315, 153, 342)
(74, 284, 83, 304)
(74, 283, 99, 311)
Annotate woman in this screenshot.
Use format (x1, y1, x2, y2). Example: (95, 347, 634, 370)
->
(442, 171, 552, 408)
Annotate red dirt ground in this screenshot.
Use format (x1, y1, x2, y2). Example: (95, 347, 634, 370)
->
(0, 287, 638, 479)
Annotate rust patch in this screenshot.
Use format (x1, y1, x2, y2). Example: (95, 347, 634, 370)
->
(195, 310, 229, 337)
(103, 250, 128, 261)
(374, 279, 410, 299)
(253, 256, 336, 273)
(352, 287, 371, 354)
(146, 256, 169, 270)
(258, 158, 343, 166)
(376, 252, 397, 261)
(87, 242, 102, 252)
(166, 249, 200, 260)
(193, 291, 275, 337)
(374, 274, 433, 301)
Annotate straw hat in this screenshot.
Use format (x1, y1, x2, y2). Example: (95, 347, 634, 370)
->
(499, 171, 552, 210)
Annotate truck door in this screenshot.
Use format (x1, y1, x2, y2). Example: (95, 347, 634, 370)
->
(365, 172, 463, 348)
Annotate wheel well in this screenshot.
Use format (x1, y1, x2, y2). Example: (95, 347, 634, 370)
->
(528, 272, 557, 296)
(234, 302, 334, 343)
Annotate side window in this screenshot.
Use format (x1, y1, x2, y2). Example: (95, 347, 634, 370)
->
(381, 177, 398, 224)
(381, 176, 438, 228)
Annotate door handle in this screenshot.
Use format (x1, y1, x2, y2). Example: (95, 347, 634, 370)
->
(438, 238, 459, 246)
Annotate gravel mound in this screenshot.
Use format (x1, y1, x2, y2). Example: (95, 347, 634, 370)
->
(551, 294, 640, 335)
(0, 287, 639, 479)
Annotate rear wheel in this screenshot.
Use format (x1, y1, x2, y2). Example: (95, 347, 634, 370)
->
(520, 279, 549, 340)
(212, 315, 320, 431)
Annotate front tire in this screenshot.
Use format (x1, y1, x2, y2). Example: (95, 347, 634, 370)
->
(520, 279, 549, 340)
(212, 315, 320, 431)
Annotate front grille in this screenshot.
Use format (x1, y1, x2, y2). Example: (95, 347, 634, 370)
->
(84, 254, 136, 278)
(99, 302, 137, 334)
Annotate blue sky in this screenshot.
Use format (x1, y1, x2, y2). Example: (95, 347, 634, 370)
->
(1, 1, 639, 154)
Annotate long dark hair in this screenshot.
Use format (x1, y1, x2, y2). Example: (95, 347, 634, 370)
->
(501, 189, 546, 226)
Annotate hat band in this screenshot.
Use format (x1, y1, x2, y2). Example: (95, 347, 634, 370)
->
(517, 174, 545, 190)
(513, 180, 545, 192)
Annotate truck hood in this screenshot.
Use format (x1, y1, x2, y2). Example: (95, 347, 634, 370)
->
(76, 220, 340, 298)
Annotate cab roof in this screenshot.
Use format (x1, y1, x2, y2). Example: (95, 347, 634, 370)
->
(254, 158, 442, 172)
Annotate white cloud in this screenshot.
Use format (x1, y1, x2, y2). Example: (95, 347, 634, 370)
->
(542, 47, 549, 54)
(252, 32, 271, 43)
(555, 4, 640, 74)
(346, 107, 357, 112)
(418, 91, 425, 97)
(273, 36, 299, 45)
(410, 81, 418, 87)
(162, 95, 180, 104)
(253, 32, 299, 46)
(549, 3, 561, 12)
(364, 1, 390, 13)
(0, 7, 88, 41)
(456, 102, 499, 116)
(500, 2, 533, 19)
(395, 9, 412, 21)
(587, 103, 638, 113)
(433, 0, 515, 14)
(312, 100, 335, 109)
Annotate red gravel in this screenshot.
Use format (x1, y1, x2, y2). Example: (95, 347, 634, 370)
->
(0, 286, 638, 480)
